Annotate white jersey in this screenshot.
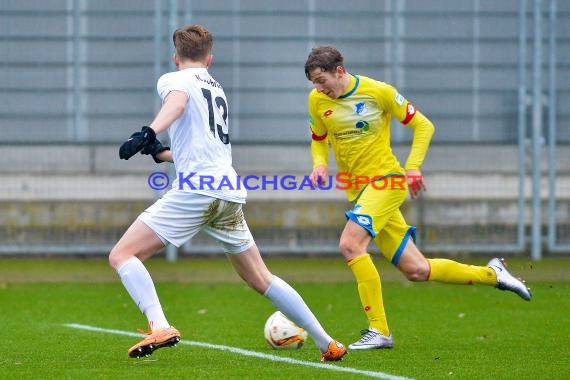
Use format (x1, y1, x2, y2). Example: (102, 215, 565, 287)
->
(156, 68, 246, 203)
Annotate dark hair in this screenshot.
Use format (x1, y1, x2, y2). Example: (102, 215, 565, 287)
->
(304, 45, 344, 80)
(172, 24, 213, 62)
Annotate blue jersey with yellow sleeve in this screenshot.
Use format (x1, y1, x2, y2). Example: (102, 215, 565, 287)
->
(308, 74, 435, 201)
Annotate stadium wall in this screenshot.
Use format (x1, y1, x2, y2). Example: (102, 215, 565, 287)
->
(1, 0, 569, 255)
(1, 144, 569, 255)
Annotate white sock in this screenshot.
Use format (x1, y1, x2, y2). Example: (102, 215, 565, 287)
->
(116, 257, 170, 330)
(264, 276, 333, 352)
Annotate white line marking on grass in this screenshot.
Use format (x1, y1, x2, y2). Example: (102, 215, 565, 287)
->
(65, 323, 411, 380)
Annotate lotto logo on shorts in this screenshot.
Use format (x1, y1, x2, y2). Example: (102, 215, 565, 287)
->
(356, 216, 371, 226)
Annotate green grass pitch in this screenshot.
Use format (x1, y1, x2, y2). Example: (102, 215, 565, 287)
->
(0, 256, 568, 379)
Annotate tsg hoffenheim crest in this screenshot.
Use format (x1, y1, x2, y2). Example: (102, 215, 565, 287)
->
(355, 102, 367, 115)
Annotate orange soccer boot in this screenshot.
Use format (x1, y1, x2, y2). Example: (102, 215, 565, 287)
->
(128, 325, 181, 358)
(320, 340, 347, 362)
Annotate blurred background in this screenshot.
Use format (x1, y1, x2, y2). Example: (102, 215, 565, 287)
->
(0, 0, 568, 260)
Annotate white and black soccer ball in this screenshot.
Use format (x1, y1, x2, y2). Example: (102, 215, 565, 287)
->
(263, 311, 308, 350)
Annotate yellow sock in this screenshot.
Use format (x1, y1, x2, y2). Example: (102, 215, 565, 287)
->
(427, 259, 497, 285)
(348, 253, 389, 336)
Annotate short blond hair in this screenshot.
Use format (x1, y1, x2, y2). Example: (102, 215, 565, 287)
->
(172, 24, 213, 62)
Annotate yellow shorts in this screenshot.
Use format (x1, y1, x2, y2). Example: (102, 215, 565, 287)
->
(345, 178, 416, 266)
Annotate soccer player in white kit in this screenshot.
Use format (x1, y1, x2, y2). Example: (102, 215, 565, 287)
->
(111, 24, 346, 362)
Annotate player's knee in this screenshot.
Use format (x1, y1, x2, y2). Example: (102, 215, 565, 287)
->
(338, 238, 361, 260)
(243, 271, 274, 294)
(401, 262, 430, 282)
(108, 252, 118, 269)
(108, 246, 124, 269)
(404, 270, 426, 282)
(247, 277, 271, 294)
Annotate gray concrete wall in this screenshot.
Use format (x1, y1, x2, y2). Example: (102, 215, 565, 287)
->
(2, 144, 569, 252)
(2, 1, 569, 144)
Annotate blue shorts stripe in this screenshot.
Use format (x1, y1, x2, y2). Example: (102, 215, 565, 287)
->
(345, 210, 376, 238)
(391, 226, 417, 266)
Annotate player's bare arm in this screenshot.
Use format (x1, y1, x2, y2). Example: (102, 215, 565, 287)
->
(155, 149, 173, 163)
(119, 91, 187, 162)
(149, 90, 188, 134)
(140, 91, 187, 163)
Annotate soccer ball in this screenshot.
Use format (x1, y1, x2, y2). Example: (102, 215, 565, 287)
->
(263, 311, 308, 350)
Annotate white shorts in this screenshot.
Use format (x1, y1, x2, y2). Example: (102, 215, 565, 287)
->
(138, 190, 255, 254)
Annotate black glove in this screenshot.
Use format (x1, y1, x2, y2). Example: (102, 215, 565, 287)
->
(119, 126, 156, 160)
(141, 139, 170, 163)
